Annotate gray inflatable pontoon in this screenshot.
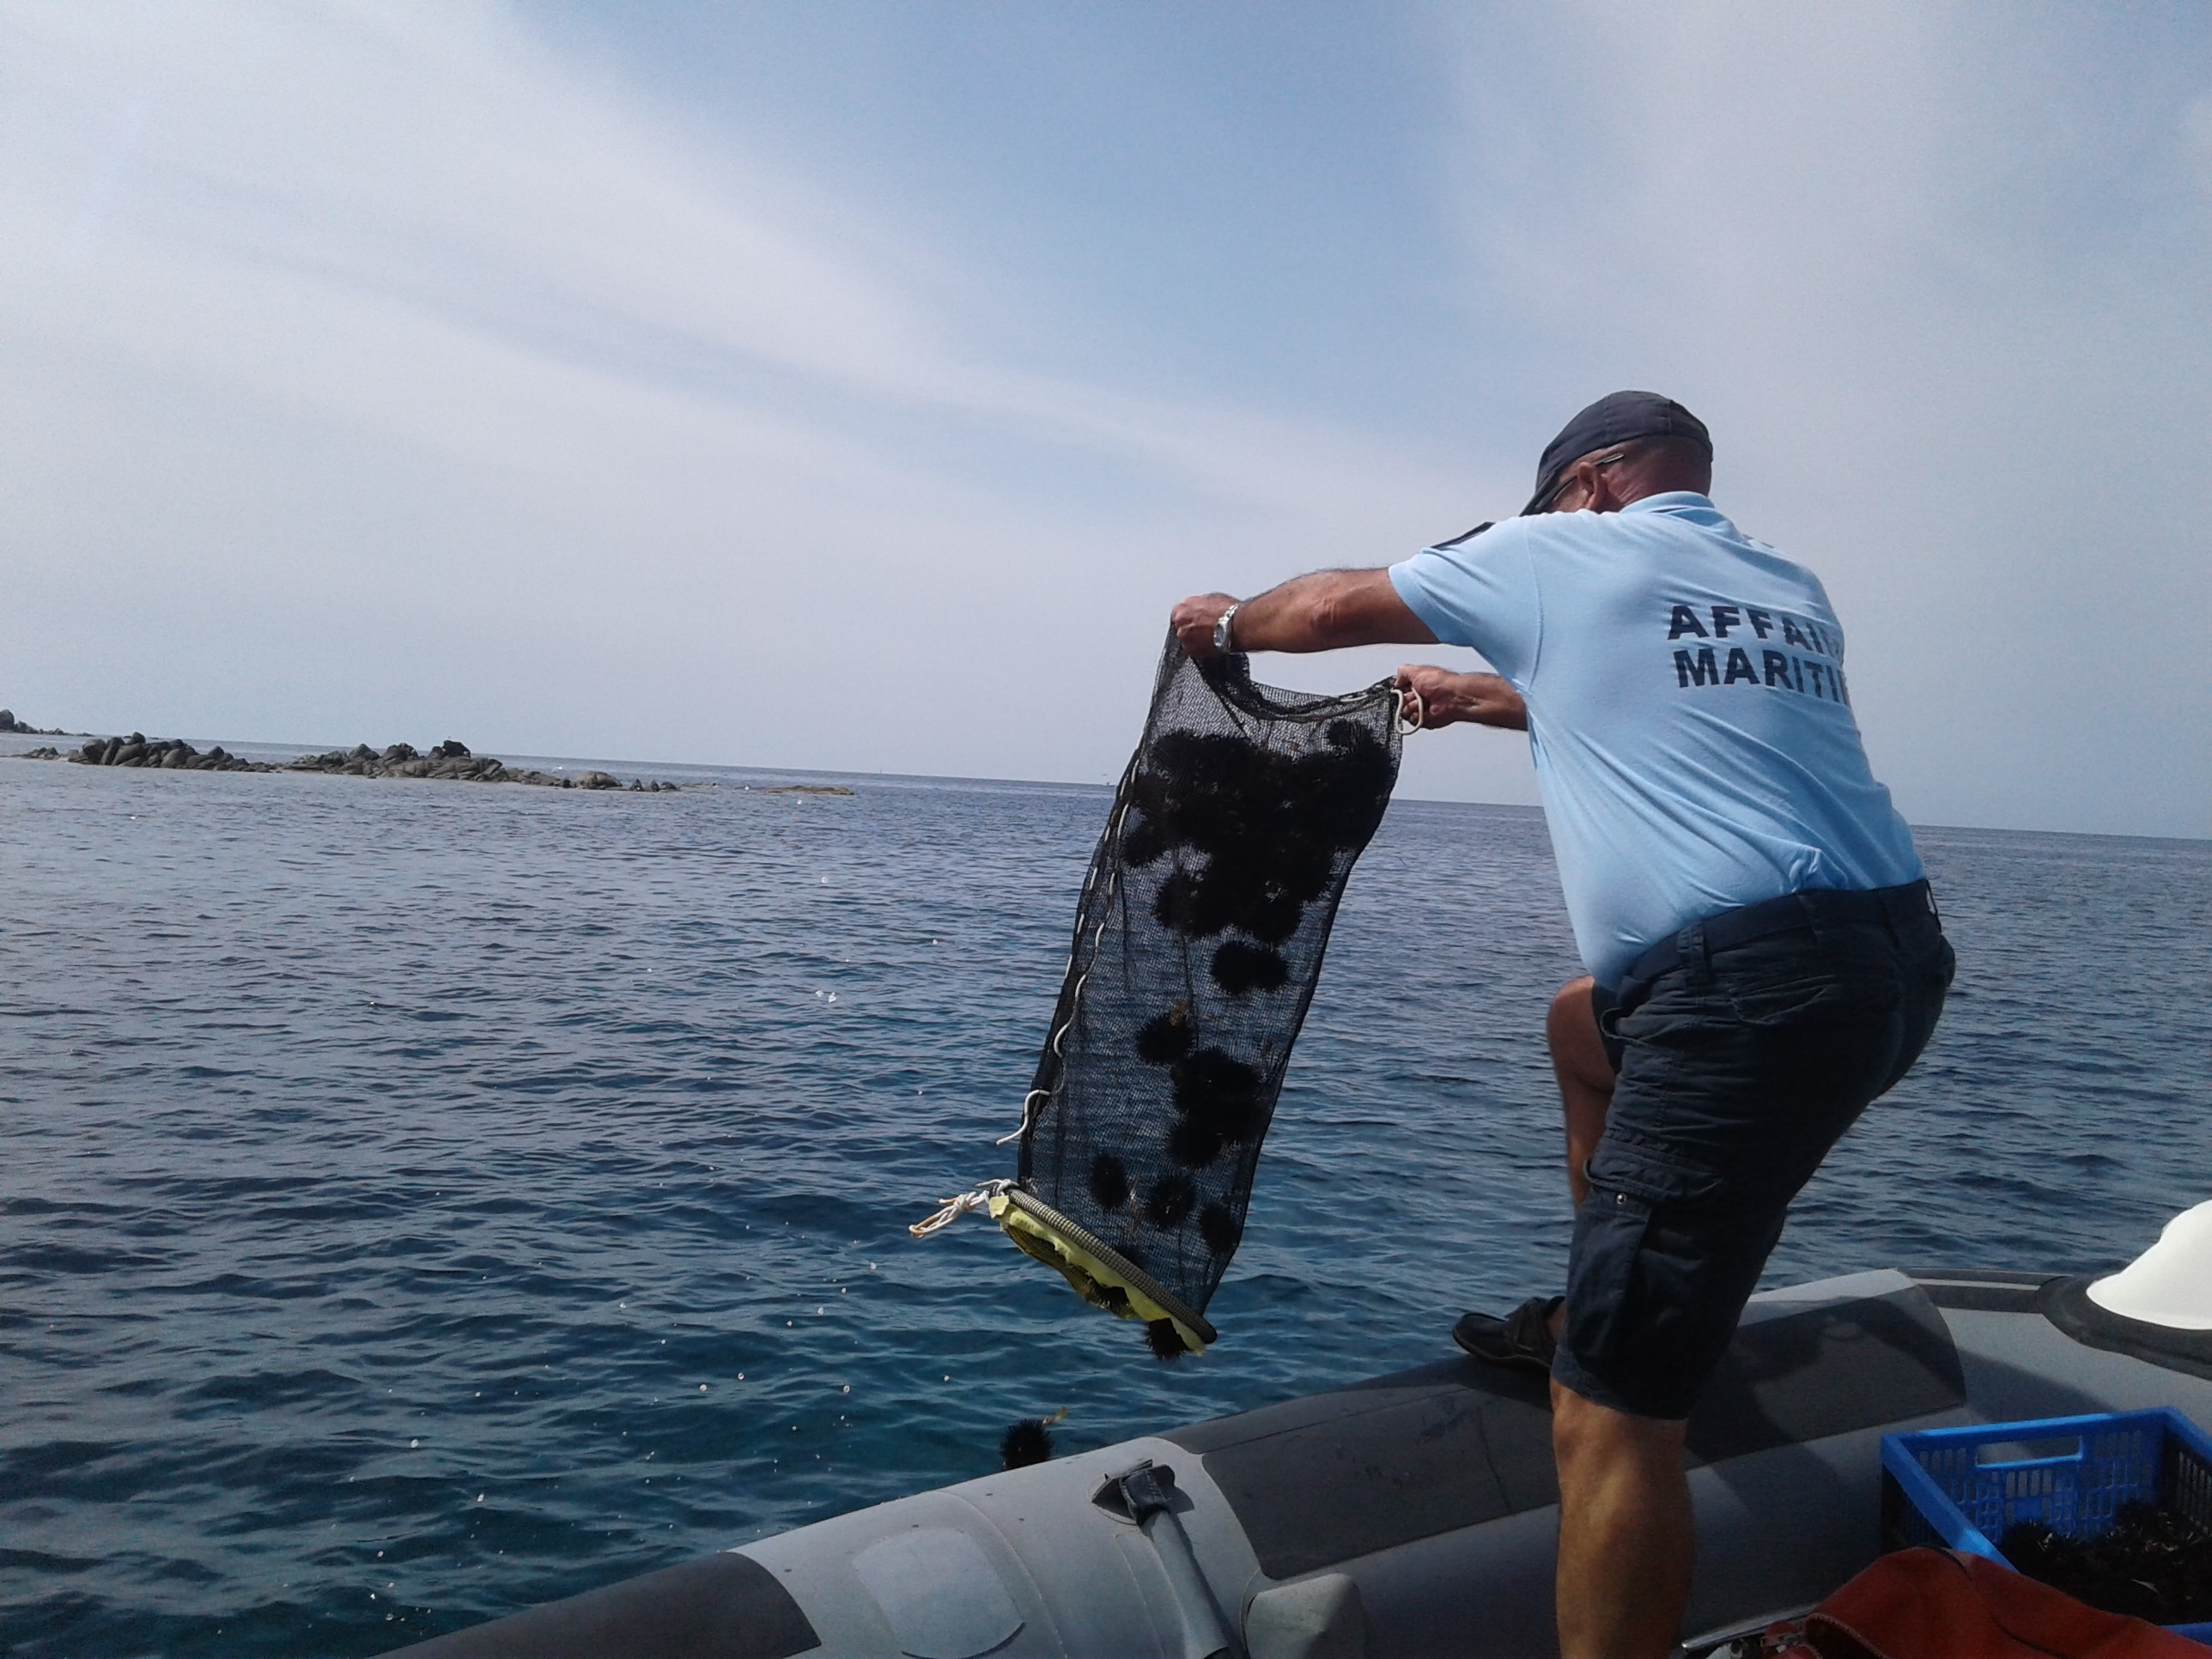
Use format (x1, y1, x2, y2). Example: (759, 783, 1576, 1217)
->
(387, 1261, 2212, 1659)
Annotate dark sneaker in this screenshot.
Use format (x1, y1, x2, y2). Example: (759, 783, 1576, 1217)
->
(1452, 1294, 1564, 1374)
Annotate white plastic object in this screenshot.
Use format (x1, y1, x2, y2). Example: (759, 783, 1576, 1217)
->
(2087, 1198, 2212, 1330)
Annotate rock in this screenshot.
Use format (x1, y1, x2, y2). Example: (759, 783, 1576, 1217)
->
(127, 732, 145, 746)
(575, 770, 621, 789)
(381, 743, 416, 763)
(113, 742, 146, 766)
(0, 709, 13, 731)
(434, 738, 470, 759)
(25, 745, 59, 759)
(161, 746, 191, 768)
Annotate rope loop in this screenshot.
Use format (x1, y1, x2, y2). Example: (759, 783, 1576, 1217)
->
(1396, 684, 1425, 734)
(909, 1178, 1013, 1238)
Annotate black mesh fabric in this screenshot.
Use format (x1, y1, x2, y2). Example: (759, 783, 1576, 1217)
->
(1015, 634, 1402, 1353)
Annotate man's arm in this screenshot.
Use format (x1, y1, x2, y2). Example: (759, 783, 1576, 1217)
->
(1395, 665, 1528, 731)
(1170, 568, 1528, 731)
(1170, 568, 1436, 658)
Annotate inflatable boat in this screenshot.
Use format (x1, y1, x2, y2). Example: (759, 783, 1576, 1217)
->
(391, 1211, 2212, 1659)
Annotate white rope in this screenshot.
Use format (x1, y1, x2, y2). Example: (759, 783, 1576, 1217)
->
(991, 798, 1129, 1147)
(1397, 684, 1425, 734)
(994, 1090, 1051, 1147)
(908, 1178, 1013, 1238)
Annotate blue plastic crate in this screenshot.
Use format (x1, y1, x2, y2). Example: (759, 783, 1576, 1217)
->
(1881, 1407, 2212, 1644)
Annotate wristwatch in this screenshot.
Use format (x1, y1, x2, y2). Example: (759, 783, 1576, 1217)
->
(1212, 603, 1241, 655)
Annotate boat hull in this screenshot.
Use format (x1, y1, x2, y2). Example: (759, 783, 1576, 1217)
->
(390, 1267, 2212, 1658)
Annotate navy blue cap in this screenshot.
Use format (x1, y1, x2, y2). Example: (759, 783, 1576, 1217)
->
(1522, 391, 1711, 514)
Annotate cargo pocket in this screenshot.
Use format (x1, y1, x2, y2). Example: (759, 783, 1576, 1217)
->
(1564, 1136, 1724, 1376)
(1586, 1133, 1729, 1207)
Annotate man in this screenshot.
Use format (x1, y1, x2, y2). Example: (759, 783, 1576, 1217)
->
(1169, 391, 1953, 1659)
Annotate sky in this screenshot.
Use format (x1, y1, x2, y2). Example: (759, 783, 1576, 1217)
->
(1, 2, 2207, 836)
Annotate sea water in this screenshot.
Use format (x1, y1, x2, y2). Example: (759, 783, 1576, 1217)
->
(2, 748, 2207, 1656)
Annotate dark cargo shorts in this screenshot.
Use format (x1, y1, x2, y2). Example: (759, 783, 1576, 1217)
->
(1553, 882, 1954, 1420)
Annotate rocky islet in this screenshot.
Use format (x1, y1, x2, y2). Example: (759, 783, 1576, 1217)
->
(21, 732, 678, 791)
(0, 708, 70, 735)
(52, 733, 266, 772)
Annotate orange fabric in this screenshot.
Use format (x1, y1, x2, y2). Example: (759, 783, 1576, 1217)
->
(1791, 1548, 2205, 1659)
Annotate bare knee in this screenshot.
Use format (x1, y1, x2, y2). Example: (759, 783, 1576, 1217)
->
(1551, 1379, 1607, 1464)
(1551, 1382, 1597, 1474)
(1552, 1382, 1688, 1479)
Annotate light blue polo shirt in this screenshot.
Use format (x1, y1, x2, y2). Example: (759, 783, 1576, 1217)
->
(1389, 493, 1923, 986)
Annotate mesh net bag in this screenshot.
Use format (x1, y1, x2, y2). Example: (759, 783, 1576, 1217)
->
(915, 633, 1403, 1358)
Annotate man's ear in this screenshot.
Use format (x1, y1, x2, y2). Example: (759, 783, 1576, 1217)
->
(1547, 459, 1590, 514)
(1583, 459, 1628, 514)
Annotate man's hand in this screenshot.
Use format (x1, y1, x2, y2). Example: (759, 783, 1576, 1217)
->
(1395, 665, 1528, 731)
(1171, 592, 1242, 659)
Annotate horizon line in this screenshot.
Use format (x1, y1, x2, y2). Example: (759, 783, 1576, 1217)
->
(6, 726, 2204, 847)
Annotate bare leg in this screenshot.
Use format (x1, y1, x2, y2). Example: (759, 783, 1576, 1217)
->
(1552, 1382, 1693, 1659)
(1547, 986, 1691, 1654)
(1547, 975, 1616, 1212)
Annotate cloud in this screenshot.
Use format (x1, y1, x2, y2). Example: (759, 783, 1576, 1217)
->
(1, 1, 2203, 831)
(0, 1, 1507, 790)
(1437, 1, 2212, 835)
